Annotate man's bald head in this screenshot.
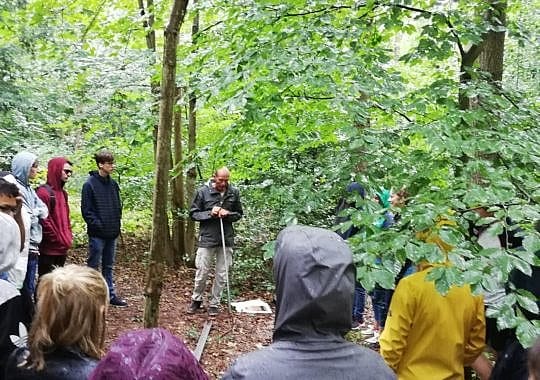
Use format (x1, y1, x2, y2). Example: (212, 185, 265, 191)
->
(213, 167, 230, 192)
(214, 167, 230, 177)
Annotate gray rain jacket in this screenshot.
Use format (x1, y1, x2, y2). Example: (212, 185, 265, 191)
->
(222, 225, 396, 380)
(11, 152, 48, 250)
(7, 152, 47, 288)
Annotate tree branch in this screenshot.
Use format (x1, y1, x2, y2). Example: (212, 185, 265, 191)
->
(285, 92, 335, 100)
(80, 0, 108, 43)
(264, 5, 351, 18)
(496, 153, 537, 204)
(372, 102, 413, 123)
(199, 20, 223, 35)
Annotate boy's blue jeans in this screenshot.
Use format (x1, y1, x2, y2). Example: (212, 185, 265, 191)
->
(87, 236, 117, 298)
(372, 287, 393, 329)
(352, 282, 366, 323)
(22, 249, 39, 300)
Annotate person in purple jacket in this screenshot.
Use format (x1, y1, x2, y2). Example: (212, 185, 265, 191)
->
(90, 328, 208, 380)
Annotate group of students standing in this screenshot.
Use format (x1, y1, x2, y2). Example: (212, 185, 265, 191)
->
(335, 182, 410, 343)
(0, 149, 131, 379)
(335, 181, 540, 379)
(2, 154, 540, 379)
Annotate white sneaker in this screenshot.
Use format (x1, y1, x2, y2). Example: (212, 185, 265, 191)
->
(360, 326, 375, 336)
(365, 332, 380, 344)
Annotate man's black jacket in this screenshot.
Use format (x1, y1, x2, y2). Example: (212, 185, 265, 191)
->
(189, 182, 243, 248)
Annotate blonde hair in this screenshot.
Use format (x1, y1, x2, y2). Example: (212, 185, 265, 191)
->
(29, 265, 109, 370)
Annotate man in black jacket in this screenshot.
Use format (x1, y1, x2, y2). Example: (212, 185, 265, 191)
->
(187, 167, 243, 316)
(81, 150, 127, 307)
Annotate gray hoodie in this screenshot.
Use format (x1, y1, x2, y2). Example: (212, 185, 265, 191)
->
(7, 152, 47, 288)
(222, 225, 396, 380)
(0, 212, 32, 379)
(0, 211, 22, 307)
(11, 151, 48, 250)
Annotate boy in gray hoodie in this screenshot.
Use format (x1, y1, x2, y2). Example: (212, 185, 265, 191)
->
(9, 152, 48, 298)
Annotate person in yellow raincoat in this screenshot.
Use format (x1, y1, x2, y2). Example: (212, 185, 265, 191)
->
(379, 218, 486, 379)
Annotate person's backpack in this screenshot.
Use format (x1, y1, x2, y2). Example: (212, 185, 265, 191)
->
(37, 184, 55, 213)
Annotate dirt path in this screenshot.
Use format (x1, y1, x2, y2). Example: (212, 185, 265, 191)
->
(69, 239, 274, 379)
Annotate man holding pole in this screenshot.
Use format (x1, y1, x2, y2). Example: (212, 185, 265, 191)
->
(187, 167, 243, 316)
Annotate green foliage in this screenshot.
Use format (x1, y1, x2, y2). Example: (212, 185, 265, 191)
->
(1, 0, 539, 346)
(185, 0, 540, 346)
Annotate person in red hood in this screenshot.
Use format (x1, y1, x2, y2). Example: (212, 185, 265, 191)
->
(36, 157, 74, 277)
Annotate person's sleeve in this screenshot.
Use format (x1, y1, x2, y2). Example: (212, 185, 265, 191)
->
(36, 187, 59, 244)
(221, 360, 244, 380)
(379, 279, 414, 372)
(220, 369, 234, 380)
(34, 191, 48, 220)
(190, 189, 212, 221)
(464, 295, 486, 365)
(224, 189, 243, 223)
(115, 182, 123, 219)
(81, 182, 102, 229)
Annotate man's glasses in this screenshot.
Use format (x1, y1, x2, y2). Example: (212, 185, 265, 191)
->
(63, 169, 73, 175)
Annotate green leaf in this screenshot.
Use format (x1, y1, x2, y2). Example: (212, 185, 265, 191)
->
(516, 290, 539, 315)
(262, 240, 276, 260)
(510, 254, 533, 277)
(523, 234, 540, 255)
(515, 318, 540, 348)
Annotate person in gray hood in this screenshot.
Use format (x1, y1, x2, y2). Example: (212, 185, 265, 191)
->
(222, 225, 395, 380)
(9, 152, 48, 297)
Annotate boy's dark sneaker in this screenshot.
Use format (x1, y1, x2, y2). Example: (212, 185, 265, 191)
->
(208, 306, 219, 316)
(110, 296, 128, 307)
(351, 320, 362, 330)
(187, 300, 202, 314)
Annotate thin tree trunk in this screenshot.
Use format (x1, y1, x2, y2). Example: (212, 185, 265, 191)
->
(171, 86, 186, 265)
(138, 0, 160, 155)
(144, 0, 189, 328)
(479, 0, 507, 85)
(184, 0, 199, 266)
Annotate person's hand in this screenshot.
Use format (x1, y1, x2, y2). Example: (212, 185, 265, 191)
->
(218, 208, 230, 218)
(211, 206, 221, 217)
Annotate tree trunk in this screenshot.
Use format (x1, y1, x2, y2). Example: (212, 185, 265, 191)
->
(479, 0, 507, 85)
(184, 1, 199, 267)
(458, 45, 483, 110)
(171, 86, 186, 265)
(143, 0, 189, 328)
(457, 2, 507, 185)
(137, 0, 160, 155)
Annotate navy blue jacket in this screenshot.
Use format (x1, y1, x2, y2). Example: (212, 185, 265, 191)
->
(81, 171, 122, 239)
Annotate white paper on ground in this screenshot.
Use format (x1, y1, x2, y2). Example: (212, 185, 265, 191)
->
(231, 299, 272, 314)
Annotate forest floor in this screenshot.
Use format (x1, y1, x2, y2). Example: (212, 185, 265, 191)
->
(69, 235, 377, 379)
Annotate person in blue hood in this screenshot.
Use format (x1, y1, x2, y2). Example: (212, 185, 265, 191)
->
(222, 226, 395, 380)
(9, 152, 48, 300)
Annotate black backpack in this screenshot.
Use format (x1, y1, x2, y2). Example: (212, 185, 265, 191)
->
(37, 184, 55, 213)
